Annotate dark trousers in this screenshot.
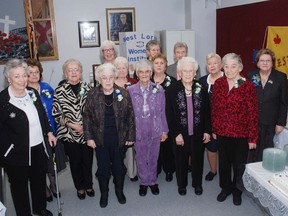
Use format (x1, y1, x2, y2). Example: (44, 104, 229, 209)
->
(95, 128, 127, 180)
(157, 136, 175, 175)
(174, 135, 205, 188)
(6, 144, 47, 216)
(217, 136, 249, 193)
(248, 124, 274, 162)
(62, 140, 93, 190)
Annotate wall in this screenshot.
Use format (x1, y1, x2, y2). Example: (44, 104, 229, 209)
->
(0, 0, 266, 89)
(217, 0, 288, 74)
(0, 0, 186, 89)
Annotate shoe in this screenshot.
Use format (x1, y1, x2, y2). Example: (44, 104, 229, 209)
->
(46, 195, 53, 202)
(33, 209, 53, 216)
(217, 190, 231, 202)
(233, 194, 242, 206)
(205, 171, 217, 181)
(149, 184, 159, 195)
(139, 185, 148, 196)
(86, 189, 95, 197)
(178, 187, 187, 196)
(130, 176, 138, 182)
(165, 172, 173, 182)
(77, 190, 86, 200)
(194, 186, 203, 195)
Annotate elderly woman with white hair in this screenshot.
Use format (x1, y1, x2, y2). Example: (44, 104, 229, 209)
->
(52, 59, 94, 201)
(166, 57, 211, 197)
(0, 59, 57, 216)
(211, 53, 258, 206)
(114, 57, 138, 182)
(99, 40, 118, 64)
(83, 63, 136, 208)
(128, 59, 168, 197)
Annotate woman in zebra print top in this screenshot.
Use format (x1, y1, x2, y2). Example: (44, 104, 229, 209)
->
(52, 59, 94, 200)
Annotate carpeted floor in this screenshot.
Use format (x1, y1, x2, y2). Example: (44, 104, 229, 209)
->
(3, 151, 269, 216)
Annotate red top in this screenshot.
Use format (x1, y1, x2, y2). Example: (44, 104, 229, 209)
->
(211, 76, 258, 144)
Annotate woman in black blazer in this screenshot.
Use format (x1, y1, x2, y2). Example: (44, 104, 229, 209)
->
(165, 57, 211, 196)
(247, 48, 288, 162)
(0, 59, 57, 216)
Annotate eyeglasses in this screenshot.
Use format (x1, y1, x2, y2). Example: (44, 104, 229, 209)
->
(67, 68, 80, 73)
(259, 59, 272, 63)
(103, 48, 114, 53)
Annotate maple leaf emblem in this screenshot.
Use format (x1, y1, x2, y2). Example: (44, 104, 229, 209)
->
(273, 34, 281, 45)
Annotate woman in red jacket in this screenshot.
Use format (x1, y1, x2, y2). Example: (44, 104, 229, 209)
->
(211, 53, 258, 206)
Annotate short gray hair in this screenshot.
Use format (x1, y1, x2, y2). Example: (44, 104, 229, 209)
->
(95, 63, 118, 81)
(177, 57, 198, 72)
(3, 58, 28, 80)
(99, 40, 118, 63)
(222, 53, 243, 70)
(206, 53, 221, 64)
(173, 42, 188, 53)
(135, 59, 153, 75)
(62, 58, 83, 73)
(114, 56, 128, 69)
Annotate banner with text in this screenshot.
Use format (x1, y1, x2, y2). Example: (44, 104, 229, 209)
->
(119, 31, 160, 75)
(266, 26, 288, 77)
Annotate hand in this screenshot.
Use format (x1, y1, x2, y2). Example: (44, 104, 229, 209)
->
(248, 142, 256, 150)
(275, 125, 284, 135)
(125, 141, 135, 146)
(161, 133, 168, 142)
(203, 133, 211, 144)
(87, 140, 96, 149)
(175, 134, 184, 146)
(212, 133, 217, 140)
(47, 132, 57, 147)
(68, 122, 83, 135)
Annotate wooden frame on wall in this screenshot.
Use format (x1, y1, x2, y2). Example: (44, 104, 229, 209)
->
(106, 7, 136, 44)
(24, 0, 58, 61)
(78, 21, 101, 48)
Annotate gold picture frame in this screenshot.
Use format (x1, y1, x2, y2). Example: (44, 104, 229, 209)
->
(24, 0, 59, 61)
(106, 7, 136, 44)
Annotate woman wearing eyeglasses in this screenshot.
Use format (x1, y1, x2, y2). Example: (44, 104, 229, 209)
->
(52, 59, 94, 200)
(247, 48, 288, 162)
(99, 40, 118, 64)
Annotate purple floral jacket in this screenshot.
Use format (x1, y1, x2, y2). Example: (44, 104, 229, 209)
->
(128, 81, 169, 140)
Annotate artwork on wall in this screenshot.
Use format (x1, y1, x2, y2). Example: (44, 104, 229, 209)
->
(106, 7, 136, 44)
(0, 16, 30, 64)
(78, 21, 101, 48)
(24, 0, 58, 61)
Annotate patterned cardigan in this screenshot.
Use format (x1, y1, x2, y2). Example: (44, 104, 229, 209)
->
(52, 80, 91, 143)
(83, 85, 136, 147)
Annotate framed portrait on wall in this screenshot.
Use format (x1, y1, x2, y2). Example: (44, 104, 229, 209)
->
(106, 7, 136, 44)
(78, 21, 101, 48)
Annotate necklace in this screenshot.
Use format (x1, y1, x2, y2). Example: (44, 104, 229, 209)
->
(104, 101, 113, 107)
(185, 87, 192, 96)
(104, 93, 114, 107)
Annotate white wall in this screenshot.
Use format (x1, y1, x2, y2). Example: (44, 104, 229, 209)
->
(0, 0, 267, 89)
(220, 0, 269, 8)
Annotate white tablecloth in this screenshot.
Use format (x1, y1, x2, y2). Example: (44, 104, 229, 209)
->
(243, 162, 288, 216)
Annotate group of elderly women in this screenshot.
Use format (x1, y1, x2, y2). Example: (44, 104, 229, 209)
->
(1, 39, 287, 216)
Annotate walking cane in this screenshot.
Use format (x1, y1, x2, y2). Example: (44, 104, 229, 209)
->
(52, 147, 62, 216)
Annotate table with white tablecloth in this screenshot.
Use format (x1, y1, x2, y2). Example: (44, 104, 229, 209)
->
(243, 162, 288, 216)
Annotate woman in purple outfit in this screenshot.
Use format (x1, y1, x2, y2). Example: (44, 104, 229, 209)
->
(128, 59, 168, 196)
